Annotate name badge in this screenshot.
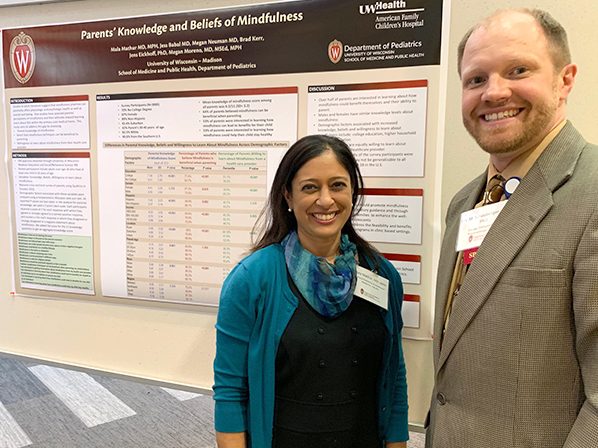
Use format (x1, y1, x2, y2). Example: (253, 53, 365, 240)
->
(355, 265, 389, 310)
(456, 201, 507, 252)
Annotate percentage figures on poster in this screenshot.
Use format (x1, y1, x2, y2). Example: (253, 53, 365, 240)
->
(97, 87, 298, 305)
(97, 87, 297, 142)
(122, 150, 266, 304)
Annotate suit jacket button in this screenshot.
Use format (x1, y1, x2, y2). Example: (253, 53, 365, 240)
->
(316, 392, 324, 400)
(436, 392, 447, 405)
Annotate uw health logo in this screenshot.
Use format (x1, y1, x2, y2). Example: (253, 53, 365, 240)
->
(10, 32, 36, 84)
(328, 39, 343, 64)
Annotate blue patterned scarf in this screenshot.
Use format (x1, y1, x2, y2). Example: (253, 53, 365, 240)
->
(281, 231, 357, 318)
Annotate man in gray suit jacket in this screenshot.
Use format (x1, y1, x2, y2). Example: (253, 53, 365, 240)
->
(426, 8, 598, 448)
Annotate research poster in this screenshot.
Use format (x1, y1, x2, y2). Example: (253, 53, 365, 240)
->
(2, 0, 448, 339)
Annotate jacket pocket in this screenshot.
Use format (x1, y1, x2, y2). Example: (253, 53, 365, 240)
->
(498, 267, 567, 288)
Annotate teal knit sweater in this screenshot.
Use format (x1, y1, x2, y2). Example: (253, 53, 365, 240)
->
(213, 243, 408, 447)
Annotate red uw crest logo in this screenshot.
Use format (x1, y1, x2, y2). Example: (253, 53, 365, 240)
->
(328, 39, 343, 64)
(10, 32, 36, 84)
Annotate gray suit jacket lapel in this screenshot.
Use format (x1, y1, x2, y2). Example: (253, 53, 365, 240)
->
(437, 122, 585, 372)
(433, 174, 484, 364)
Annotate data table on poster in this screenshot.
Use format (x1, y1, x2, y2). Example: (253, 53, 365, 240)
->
(124, 150, 266, 303)
(96, 87, 297, 305)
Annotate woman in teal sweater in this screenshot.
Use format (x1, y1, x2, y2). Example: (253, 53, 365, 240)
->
(213, 135, 408, 448)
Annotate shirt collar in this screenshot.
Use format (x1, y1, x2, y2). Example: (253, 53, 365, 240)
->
(487, 119, 567, 182)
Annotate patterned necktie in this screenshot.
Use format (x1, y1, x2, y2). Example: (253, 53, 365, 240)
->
(442, 172, 507, 336)
(483, 174, 506, 205)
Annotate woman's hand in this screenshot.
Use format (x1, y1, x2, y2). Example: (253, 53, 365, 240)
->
(216, 431, 246, 448)
(386, 442, 407, 448)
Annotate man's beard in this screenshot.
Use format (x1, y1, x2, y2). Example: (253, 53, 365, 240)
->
(464, 90, 560, 155)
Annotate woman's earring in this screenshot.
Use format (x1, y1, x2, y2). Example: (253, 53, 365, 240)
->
(288, 207, 292, 212)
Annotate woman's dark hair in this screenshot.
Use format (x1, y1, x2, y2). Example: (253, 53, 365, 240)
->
(251, 134, 378, 261)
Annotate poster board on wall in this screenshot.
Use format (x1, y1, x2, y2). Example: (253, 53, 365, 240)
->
(2, 0, 447, 339)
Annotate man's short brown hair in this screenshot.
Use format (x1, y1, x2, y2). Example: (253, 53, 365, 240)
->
(457, 9, 571, 76)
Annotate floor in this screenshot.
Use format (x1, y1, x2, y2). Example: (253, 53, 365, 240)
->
(0, 355, 425, 447)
